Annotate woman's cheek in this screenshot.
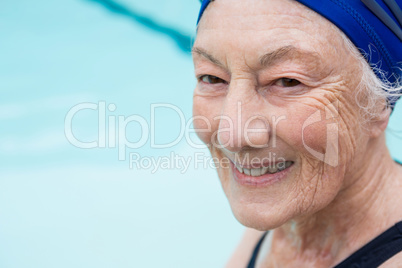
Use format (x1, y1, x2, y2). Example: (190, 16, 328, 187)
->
(300, 119, 331, 155)
(192, 96, 222, 146)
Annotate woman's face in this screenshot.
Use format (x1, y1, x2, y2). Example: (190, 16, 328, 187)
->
(192, 0, 369, 230)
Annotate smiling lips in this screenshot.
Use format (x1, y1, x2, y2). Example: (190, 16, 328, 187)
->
(233, 161, 293, 177)
(230, 160, 294, 186)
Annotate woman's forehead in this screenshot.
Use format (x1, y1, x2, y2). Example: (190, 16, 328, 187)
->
(195, 0, 345, 57)
(197, 0, 324, 30)
(194, 0, 348, 72)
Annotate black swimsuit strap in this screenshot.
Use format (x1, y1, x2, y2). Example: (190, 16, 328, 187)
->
(247, 221, 402, 268)
(334, 221, 402, 268)
(247, 232, 268, 268)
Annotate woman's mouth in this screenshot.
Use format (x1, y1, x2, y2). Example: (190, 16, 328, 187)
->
(230, 160, 294, 186)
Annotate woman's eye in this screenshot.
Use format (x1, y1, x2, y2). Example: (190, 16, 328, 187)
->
(274, 78, 301, 87)
(200, 75, 226, 84)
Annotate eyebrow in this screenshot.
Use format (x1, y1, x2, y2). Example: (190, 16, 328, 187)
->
(259, 45, 320, 67)
(192, 47, 226, 69)
(192, 45, 320, 69)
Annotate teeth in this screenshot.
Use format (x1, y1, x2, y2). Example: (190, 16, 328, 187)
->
(235, 161, 293, 177)
(261, 166, 269, 175)
(244, 168, 251, 175)
(251, 168, 261, 177)
(268, 166, 278, 173)
(277, 162, 286, 171)
(236, 164, 243, 174)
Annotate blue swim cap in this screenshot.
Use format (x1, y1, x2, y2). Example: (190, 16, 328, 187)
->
(196, 0, 402, 108)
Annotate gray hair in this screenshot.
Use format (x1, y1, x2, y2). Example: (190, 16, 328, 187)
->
(338, 27, 402, 121)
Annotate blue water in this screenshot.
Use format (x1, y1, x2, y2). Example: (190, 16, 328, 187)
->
(1, 0, 401, 267)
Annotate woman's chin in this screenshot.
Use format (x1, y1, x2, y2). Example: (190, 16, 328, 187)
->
(229, 201, 294, 231)
(219, 163, 297, 230)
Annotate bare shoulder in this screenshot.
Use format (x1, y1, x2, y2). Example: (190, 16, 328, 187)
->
(380, 252, 402, 267)
(225, 228, 266, 268)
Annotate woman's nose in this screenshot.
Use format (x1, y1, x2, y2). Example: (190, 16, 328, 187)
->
(216, 84, 270, 152)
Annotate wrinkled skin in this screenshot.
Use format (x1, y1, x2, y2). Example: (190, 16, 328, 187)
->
(192, 0, 402, 267)
(193, 0, 367, 229)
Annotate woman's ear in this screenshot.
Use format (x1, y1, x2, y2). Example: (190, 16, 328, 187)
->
(369, 104, 391, 138)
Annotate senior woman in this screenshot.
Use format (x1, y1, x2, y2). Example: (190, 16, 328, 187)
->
(192, 0, 402, 267)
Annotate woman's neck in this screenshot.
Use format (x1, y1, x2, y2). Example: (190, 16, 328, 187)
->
(265, 135, 402, 267)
